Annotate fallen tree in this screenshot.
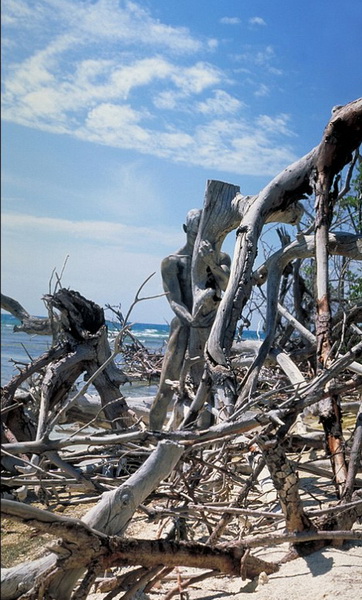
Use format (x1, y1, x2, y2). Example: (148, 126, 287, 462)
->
(1, 98, 362, 599)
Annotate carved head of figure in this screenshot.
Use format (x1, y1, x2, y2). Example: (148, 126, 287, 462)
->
(183, 208, 202, 241)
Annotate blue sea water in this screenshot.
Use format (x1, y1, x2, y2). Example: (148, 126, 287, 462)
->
(0, 313, 169, 387)
(1, 313, 261, 389)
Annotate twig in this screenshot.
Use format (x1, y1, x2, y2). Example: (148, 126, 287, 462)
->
(162, 569, 219, 600)
(243, 529, 362, 548)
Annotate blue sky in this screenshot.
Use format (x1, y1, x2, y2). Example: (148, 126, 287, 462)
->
(2, 0, 361, 325)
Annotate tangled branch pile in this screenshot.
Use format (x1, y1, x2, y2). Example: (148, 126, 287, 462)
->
(1, 99, 362, 600)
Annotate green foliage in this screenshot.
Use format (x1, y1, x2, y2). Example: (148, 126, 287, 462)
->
(298, 158, 362, 319)
(338, 160, 362, 234)
(337, 160, 362, 301)
(346, 267, 362, 301)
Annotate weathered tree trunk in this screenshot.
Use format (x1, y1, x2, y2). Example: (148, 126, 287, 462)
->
(1, 289, 132, 435)
(313, 100, 362, 497)
(207, 149, 315, 371)
(189, 180, 240, 419)
(258, 436, 315, 535)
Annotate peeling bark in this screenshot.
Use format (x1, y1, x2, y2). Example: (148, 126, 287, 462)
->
(258, 436, 315, 535)
(312, 101, 362, 498)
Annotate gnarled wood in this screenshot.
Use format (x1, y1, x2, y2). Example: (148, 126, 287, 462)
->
(1, 293, 58, 336)
(312, 100, 362, 497)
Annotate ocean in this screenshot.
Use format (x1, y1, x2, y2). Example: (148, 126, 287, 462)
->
(1, 313, 261, 392)
(1, 313, 169, 390)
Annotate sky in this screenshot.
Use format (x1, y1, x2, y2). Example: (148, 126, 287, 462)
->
(1, 0, 362, 326)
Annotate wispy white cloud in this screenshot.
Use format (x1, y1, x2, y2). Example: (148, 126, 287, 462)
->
(153, 90, 184, 110)
(73, 106, 296, 175)
(2, 0, 49, 29)
(3, 0, 204, 54)
(182, 117, 295, 174)
(2, 213, 182, 252)
(196, 90, 245, 115)
(255, 46, 275, 66)
(249, 17, 267, 27)
(235, 45, 276, 69)
(3, 53, 223, 123)
(256, 114, 296, 137)
(220, 17, 241, 25)
(254, 83, 270, 98)
(82, 103, 151, 149)
(233, 44, 283, 80)
(171, 62, 222, 94)
(2, 0, 294, 177)
(75, 0, 203, 53)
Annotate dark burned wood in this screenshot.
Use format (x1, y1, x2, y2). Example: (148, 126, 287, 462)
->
(46, 289, 105, 340)
(105, 538, 278, 580)
(1, 499, 278, 583)
(1, 289, 132, 440)
(44, 289, 132, 428)
(315, 99, 362, 178)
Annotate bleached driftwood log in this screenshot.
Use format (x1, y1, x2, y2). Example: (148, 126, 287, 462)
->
(312, 100, 362, 496)
(61, 392, 154, 426)
(1, 440, 185, 599)
(207, 148, 316, 369)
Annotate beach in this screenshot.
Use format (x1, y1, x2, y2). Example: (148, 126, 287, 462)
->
(2, 312, 362, 600)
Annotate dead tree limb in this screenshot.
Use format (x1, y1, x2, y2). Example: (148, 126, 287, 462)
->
(207, 147, 316, 369)
(312, 101, 362, 497)
(1, 498, 278, 600)
(207, 98, 362, 407)
(1, 440, 185, 599)
(258, 436, 315, 535)
(236, 232, 362, 403)
(1, 293, 57, 336)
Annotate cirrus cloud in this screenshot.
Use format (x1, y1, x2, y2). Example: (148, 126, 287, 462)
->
(2, 0, 295, 177)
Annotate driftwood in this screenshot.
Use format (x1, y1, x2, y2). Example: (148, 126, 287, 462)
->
(312, 102, 362, 497)
(1, 498, 280, 600)
(2, 290, 132, 433)
(1, 294, 58, 336)
(149, 208, 203, 430)
(1, 98, 362, 599)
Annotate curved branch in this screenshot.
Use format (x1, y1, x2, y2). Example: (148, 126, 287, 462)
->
(1, 293, 57, 336)
(235, 232, 362, 401)
(208, 98, 362, 369)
